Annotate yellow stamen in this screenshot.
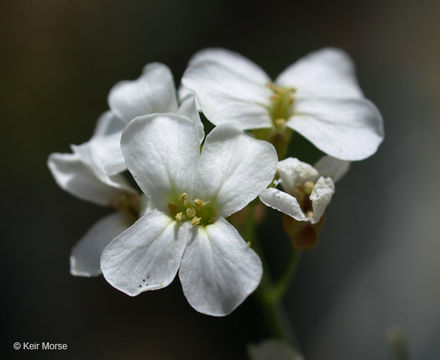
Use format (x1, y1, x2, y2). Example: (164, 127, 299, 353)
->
(274, 118, 286, 127)
(304, 181, 315, 195)
(265, 82, 277, 90)
(168, 203, 177, 215)
(306, 210, 314, 218)
(271, 94, 280, 102)
(179, 193, 187, 204)
(186, 207, 196, 218)
(194, 199, 204, 208)
(175, 212, 185, 221)
(190, 216, 201, 226)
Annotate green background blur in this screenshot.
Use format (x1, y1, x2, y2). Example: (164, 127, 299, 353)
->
(2, 0, 440, 359)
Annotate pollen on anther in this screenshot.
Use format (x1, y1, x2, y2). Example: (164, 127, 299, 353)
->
(175, 212, 185, 221)
(306, 210, 314, 218)
(179, 193, 188, 204)
(271, 94, 280, 102)
(265, 82, 276, 90)
(186, 207, 196, 218)
(194, 199, 204, 208)
(274, 118, 286, 127)
(190, 216, 201, 226)
(304, 181, 315, 195)
(246, 241, 251, 247)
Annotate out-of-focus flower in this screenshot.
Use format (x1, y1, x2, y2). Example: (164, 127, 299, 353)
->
(89, 63, 201, 176)
(48, 117, 151, 276)
(181, 48, 384, 160)
(100, 113, 278, 316)
(247, 339, 304, 360)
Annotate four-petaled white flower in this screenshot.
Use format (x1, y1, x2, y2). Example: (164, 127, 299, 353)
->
(181, 47, 384, 160)
(259, 156, 350, 224)
(48, 115, 151, 276)
(100, 113, 278, 316)
(88, 62, 202, 176)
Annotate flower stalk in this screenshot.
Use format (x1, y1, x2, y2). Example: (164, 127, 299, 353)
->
(243, 203, 301, 346)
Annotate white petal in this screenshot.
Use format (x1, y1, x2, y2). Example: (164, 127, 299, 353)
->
(71, 143, 133, 192)
(288, 98, 384, 160)
(277, 157, 319, 194)
(182, 48, 273, 129)
(70, 212, 131, 277)
(259, 188, 307, 222)
(177, 93, 204, 144)
(248, 339, 304, 360)
(276, 48, 363, 99)
(310, 177, 335, 223)
(92, 111, 125, 137)
(88, 132, 126, 176)
(101, 209, 191, 296)
(178, 85, 202, 111)
(196, 125, 277, 217)
(121, 114, 201, 210)
(314, 155, 350, 183)
(179, 218, 262, 316)
(47, 152, 124, 206)
(108, 63, 178, 124)
(86, 111, 127, 176)
(138, 195, 155, 216)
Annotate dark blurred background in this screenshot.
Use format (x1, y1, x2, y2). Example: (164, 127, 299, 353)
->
(2, 0, 439, 359)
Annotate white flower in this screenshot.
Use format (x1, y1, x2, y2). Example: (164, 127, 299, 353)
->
(259, 156, 350, 224)
(88, 62, 202, 176)
(100, 113, 278, 316)
(181, 48, 384, 160)
(47, 122, 151, 277)
(247, 339, 304, 360)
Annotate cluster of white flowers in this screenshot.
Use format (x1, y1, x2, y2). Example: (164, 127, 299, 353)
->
(48, 48, 383, 317)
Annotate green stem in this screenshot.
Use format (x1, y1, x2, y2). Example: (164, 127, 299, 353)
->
(243, 205, 300, 346)
(271, 249, 301, 304)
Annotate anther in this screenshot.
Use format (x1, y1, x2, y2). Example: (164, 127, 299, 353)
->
(270, 94, 280, 102)
(168, 203, 177, 215)
(186, 207, 196, 218)
(246, 241, 251, 247)
(265, 82, 276, 90)
(274, 118, 286, 127)
(208, 216, 215, 224)
(304, 181, 315, 195)
(175, 212, 185, 221)
(194, 199, 204, 208)
(293, 184, 305, 204)
(190, 216, 201, 226)
(288, 94, 295, 105)
(179, 193, 187, 204)
(306, 210, 314, 218)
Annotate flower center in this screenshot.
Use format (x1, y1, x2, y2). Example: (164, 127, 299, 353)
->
(110, 192, 140, 219)
(168, 193, 216, 226)
(266, 83, 296, 130)
(291, 181, 315, 218)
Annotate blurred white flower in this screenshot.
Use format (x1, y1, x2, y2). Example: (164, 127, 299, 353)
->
(100, 113, 278, 316)
(247, 339, 304, 360)
(47, 123, 151, 277)
(89, 63, 201, 176)
(259, 156, 349, 224)
(182, 48, 384, 160)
